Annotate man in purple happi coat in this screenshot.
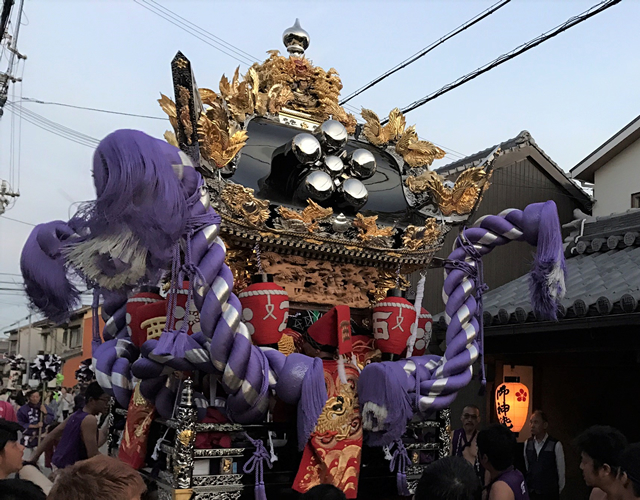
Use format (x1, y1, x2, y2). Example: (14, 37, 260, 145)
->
(16, 390, 54, 455)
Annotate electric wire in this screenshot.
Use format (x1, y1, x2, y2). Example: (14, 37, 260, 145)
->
(4, 101, 100, 148)
(339, 0, 512, 106)
(133, 0, 255, 67)
(141, 0, 259, 63)
(20, 97, 168, 121)
(381, 0, 622, 125)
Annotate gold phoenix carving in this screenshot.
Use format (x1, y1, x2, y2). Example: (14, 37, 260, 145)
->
(361, 108, 446, 168)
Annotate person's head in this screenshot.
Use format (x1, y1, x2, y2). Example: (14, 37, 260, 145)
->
(574, 426, 628, 490)
(26, 390, 40, 406)
(0, 478, 46, 500)
(415, 456, 482, 500)
(48, 455, 147, 500)
(83, 382, 109, 415)
(614, 443, 640, 499)
(61, 387, 67, 395)
(461, 405, 481, 434)
(0, 419, 25, 479)
(302, 484, 347, 500)
(529, 410, 549, 439)
(477, 424, 517, 473)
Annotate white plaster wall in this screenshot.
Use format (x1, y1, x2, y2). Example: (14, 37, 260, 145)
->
(593, 138, 640, 216)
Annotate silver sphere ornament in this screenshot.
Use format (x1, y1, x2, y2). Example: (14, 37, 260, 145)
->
(323, 155, 345, 176)
(282, 19, 310, 57)
(443, 180, 455, 190)
(341, 178, 368, 208)
(317, 120, 348, 152)
(349, 149, 377, 179)
(303, 170, 335, 201)
(291, 133, 322, 165)
(332, 213, 350, 233)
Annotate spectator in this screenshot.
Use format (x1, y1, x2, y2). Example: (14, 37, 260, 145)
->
(29, 382, 110, 470)
(0, 419, 51, 494)
(302, 484, 347, 499)
(0, 478, 46, 500)
(0, 390, 17, 422)
(16, 391, 54, 458)
(48, 455, 147, 500)
(524, 410, 565, 500)
(451, 404, 484, 483)
(478, 424, 529, 500)
(612, 443, 640, 500)
(575, 425, 628, 500)
(60, 387, 74, 420)
(415, 456, 482, 500)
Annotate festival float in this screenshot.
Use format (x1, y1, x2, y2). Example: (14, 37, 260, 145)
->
(19, 20, 566, 500)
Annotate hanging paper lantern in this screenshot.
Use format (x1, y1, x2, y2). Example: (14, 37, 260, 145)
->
(75, 358, 96, 383)
(372, 290, 417, 359)
(238, 274, 289, 346)
(30, 354, 62, 382)
(495, 382, 530, 433)
(412, 308, 433, 356)
(126, 286, 164, 345)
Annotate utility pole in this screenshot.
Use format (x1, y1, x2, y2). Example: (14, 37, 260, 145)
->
(0, 0, 26, 116)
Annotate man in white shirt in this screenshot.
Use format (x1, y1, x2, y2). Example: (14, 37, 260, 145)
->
(523, 410, 565, 500)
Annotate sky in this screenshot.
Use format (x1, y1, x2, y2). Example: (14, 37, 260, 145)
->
(0, 0, 639, 332)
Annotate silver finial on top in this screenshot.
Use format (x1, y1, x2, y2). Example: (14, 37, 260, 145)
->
(283, 19, 310, 57)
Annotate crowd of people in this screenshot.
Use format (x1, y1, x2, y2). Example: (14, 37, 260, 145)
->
(3, 385, 640, 499)
(411, 404, 640, 500)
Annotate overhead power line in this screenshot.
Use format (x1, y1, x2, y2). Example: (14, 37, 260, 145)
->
(0, 214, 35, 226)
(4, 101, 99, 148)
(133, 0, 257, 67)
(339, 0, 512, 106)
(20, 97, 168, 120)
(381, 0, 622, 124)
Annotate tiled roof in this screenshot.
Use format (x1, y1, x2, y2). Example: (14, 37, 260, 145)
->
(481, 210, 640, 326)
(435, 130, 591, 208)
(433, 210, 640, 328)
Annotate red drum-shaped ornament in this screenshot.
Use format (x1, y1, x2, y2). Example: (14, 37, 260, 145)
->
(238, 275, 289, 346)
(372, 290, 416, 357)
(412, 308, 433, 356)
(127, 287, 164, 348)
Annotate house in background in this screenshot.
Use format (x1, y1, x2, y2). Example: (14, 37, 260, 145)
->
(421, 130, 592, 317)
(463, 115, 640, 498)
(1, 305, 100, 387)
(571, 114, 640, 216)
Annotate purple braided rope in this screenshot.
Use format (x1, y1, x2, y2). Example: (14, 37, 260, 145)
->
(360, 203, 565, 444)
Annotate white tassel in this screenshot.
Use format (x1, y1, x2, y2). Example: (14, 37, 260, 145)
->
(547, 249, 566, 300)
(406, 273, 426, 358)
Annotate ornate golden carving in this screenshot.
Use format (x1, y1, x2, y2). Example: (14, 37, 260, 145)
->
(406, 166, 490, 216)
(278, 199, 333, 232)
(225, 248, 252, 292)
(220, 184, 270, 227)
(371, 271, 410, 303)
(177, 429, 194, 447)
(361, 107, 445, 168)
(197, 104, 248, 168)
(403, 219, 443, 251)
(258, 252, 379, 308)
(158, 93, 178, 130)
(353, 213, 394, 242)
